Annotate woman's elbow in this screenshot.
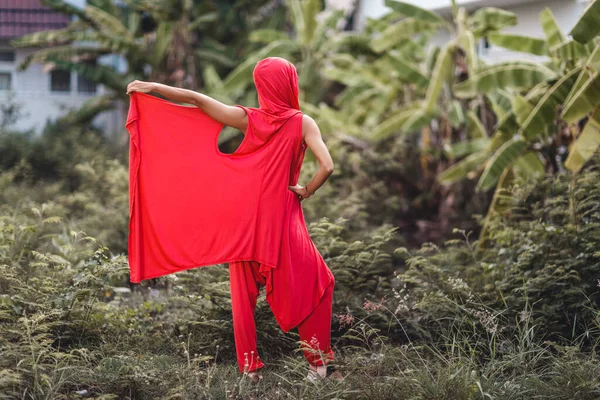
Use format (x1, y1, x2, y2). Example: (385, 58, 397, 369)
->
(324, 162, 334, 175)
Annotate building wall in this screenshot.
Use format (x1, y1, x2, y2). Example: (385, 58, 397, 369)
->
(0, 47, 122, 134)
(356, 0, 589, 63)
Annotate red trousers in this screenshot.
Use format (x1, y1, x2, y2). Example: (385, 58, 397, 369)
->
(229, 260, 335, 372)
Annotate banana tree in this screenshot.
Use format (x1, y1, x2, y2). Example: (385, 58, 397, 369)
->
(216, 0, 355, 106)
(437, 1, 600, 246)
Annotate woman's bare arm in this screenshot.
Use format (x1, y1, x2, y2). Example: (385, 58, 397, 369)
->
(289, 115, 334, 200)
(126, 80, 248, 133)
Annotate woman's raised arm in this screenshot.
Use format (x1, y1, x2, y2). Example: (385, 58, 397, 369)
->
(126, 80, 248, 133)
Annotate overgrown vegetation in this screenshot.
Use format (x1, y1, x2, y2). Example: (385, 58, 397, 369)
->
(2, 0, 600, 398)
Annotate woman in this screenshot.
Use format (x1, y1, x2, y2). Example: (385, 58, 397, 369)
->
(126, 57, 341, 383)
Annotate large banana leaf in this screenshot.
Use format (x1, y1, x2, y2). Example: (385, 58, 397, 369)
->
(511, 95, 534, 127)
(17, 46, 110, 71)
(424, 44, 454, 111)
(387, 52, 429, 89)
(444, 138, 489, 159)
(565, 108, 600, 172)
(384, 0, 446, 24)
(467, 111, 488, 139)
(448, 100, 465, 128)
(454, 63, 556, 98)
(371, 18, 439, 53)
(469, 7, 517, 37)
(202, 65, 234, 104)
(519, 68, 581, 139)
(313, 9, 346, 51)
(562, 42, 600, 108)
(403, 107, 439, 132)
(457, 29, 479, 73)
(9, 20, 88, 47)
(439, 150, 489, 184)
(222, 40, 299, 93)
(492, 84, 548, 137)
(540, 8, 566, 48)
(512, 151, 545, 182)
(551, 39, 595, 61)
(40, 0, 94, 26)
(371, 105, 422, 139)
(488, 33, 548, 56)
(487, 90, 514, 120)
(57, 93, 117, 126)
(425, 45, 440, 74)
(570, 0, 600, 44)
(249, 29, 289, 43)
(477, 136, 528, 191)
(562, 72, 600, 124)
(84, 5, 135, 43)
(288, 0, 321, 47)
(301, 0, 321, 46)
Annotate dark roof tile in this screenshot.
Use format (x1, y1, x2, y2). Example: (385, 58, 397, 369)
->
(0, 0, 71, 39)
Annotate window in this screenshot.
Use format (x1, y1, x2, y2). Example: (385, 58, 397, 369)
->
(77, 61, 97, 93)
(477, 37, 491, 56)
(0, 51, 15, 62)
(50, 69, 71, 92)
(0, 72, 11, 90)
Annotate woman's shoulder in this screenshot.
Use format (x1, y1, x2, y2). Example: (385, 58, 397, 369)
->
(301, 114, 318, 134)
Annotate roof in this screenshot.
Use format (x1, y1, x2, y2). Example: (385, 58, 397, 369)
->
(0, 0, 71, 39)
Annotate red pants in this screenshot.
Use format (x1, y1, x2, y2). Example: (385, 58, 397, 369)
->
(229, 260, 335, 372)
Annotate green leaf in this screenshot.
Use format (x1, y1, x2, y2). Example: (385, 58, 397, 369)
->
(469, 7, 518, 36)
(488, 32, 548, 56)
(314, 9, 345, 51)
(372, 105, 422, 139)
(551, 39, 595, 60)
(444, 138, 489, 159)
(223, 40, 299, 93)
(202, 65, 233, 104)
(562, 72, 600, 124)
(371, 18, 438, 53)
(467, 111, 488, 139)
(487, 90, 514, 120)
(424, 44, 454, 111)
(512, 151, 545, 182)
(439, 150, 489, 184)
(403, 107, 439, 132)
(511, 95, 534, 127)
(387, 51, 430, 89)
(448, 100, 466, 128)
(249, 29, 289, 43)
(384, 0, 445, 24)
(477, 136, 528, 191)
(569, 0, 600, 44)
(565, 108, 600, 172)
(16, 46, 110, 71)
(425, 45, 440, 74)
(457, 29, 479, 73)
(454, 62, 557, 98)
(520, 67, 581, 139)
(83, 4, 134, 43)
(540, 8, 566, 48)
(302, 0, 322, 45)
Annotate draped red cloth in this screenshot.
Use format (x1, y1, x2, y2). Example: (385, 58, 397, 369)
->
(125, 57, 335, 332)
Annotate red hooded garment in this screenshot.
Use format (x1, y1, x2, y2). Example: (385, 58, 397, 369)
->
(125, 57, 335, 332)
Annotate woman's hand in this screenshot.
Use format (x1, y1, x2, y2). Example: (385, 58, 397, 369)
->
(126, 80, 155, 95)
(288, 184, 311, 201)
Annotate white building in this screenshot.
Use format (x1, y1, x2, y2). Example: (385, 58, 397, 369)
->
(0, 0, 122, 134)
(356, 0, 590, 62)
